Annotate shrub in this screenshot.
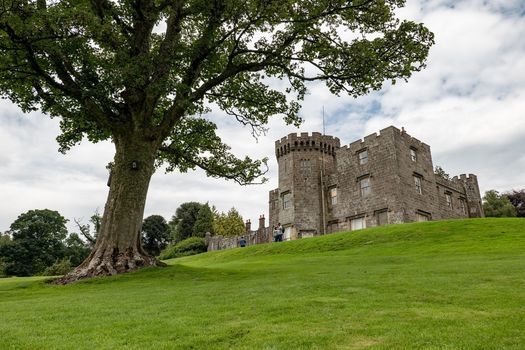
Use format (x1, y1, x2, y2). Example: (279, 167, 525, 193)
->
(159, 237, 207, 260)
(41, 258, 73, 276)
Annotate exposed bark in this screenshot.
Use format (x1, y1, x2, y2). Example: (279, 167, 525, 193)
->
(56, 134, 165, 284)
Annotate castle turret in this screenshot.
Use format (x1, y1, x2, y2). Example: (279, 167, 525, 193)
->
(271, 132, 340, 238)
(460, 174, 484, 218)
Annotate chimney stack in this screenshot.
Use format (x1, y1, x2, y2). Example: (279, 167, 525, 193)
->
(245, 219, 251, 233)
(259, 215, 265, 231)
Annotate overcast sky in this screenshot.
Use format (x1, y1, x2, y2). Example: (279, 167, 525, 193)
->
(1, 0, 524, 232)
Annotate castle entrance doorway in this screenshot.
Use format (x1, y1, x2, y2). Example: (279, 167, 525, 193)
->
(283, 226, 292, 241)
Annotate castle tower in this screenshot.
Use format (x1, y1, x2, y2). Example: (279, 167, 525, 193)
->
(269, 132, 340, 238)
(460, 174, 484, 218)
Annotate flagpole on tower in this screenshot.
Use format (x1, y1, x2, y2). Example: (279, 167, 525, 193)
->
(320, 107, 327, 235)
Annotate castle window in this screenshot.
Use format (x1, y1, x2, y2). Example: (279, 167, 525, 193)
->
(360, 177, 371, 197)
(329, 187, 337, 205)
(445, 192, 452, 208)
(460, 198, 467, 214)
(350, 216, 366, 231)
(300, 159, 311, 175)
(282, 192, 292, 210)
(410, 148, 418, 162)
(416, 211, 431, 222)
(375, 209, 388, 226)
(414, 175, 422, 194)
(358, 149, 368, 165)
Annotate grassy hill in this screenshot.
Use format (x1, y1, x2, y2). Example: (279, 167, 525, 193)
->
(1, 218, 524, 349)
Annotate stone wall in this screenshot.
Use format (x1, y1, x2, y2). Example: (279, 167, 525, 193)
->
(206, 216, 272, 252)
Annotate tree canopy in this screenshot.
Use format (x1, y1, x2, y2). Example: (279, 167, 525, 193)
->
(1, 209, 68, 276)
(434, 166, 450, 181)
(169, 202, 203, 242)
(0, 0, 433, 183)
(193, 203, 215, 237)
(505, 189, 525, 218)
(141, 214, 170, 256)
(213, 207, 245, 237)
(483, 190, 516, 218)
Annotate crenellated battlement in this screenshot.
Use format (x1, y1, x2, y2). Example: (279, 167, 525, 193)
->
(338, 126, 431, 153)
(275, 132, 340, 158)
(452, 174, 478, 182)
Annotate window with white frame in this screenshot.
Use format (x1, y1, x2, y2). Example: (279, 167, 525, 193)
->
(445, 192, 452, 208)
(410, 148, 417, 162)
(282, 192, 292, 210)
(329, 187, 337, 205)
(350, 217, 366, 230)
(414, 176, 422, 194)
(416, 212, 430, 222)
(358, 149, 368, 165)
(360, 177, 371, 197)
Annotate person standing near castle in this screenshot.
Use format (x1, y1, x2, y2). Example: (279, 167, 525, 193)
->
(275, 223, 284, 242)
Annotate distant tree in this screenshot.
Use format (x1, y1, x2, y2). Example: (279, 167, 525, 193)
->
(505, 189, 525, 218)
(0, 234, 11, 277)
(0, 209, 68, 276)
(434, 166, 450, 181)
(169, 203, 204, 243)
(64, 233, 91, 267)
(483, 190, 517, 218)
(141, 215, 170, 256)
(213, 207, 245, 237)
(193, 203, 215, 237)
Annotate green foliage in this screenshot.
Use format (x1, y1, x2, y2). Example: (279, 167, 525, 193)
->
(64, 233, 90, 267)
(41, 257, 73, 276)
(1, 219, 525, 349)
(1, 209, 68, 276)
(169, 202, 204, 243)
(159, 237, 207, 260)
(141, 215, 170, 256)
(505, 189, 525, 217)
(0, 0, 433, 186)
(0, 235, 8, 277)
(213, 207, 245, 237)
(193, 203, 215, 237)
(434, 165, 450, 180)
(0, 210, 91, 276)
(483, 190, 517, 217)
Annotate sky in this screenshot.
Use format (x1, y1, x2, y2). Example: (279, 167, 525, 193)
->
(1, 0, 524, 233)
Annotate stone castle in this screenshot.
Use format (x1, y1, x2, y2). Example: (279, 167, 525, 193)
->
(206, 125, 484, 250)
(267, 126, 484, 240)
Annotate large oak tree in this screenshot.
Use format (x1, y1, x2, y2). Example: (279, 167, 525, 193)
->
(0, 0, 433, 282)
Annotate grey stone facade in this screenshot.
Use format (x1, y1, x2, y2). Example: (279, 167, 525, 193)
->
(268, 126, 484, 239)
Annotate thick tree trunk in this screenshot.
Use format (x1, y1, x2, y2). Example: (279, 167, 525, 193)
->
(57, 135, 164, 284)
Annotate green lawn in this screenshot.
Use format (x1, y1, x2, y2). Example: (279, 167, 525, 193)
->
(1, 218, 524, 349)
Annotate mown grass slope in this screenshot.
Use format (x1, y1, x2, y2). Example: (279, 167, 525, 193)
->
(1, 218, 524, 349)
